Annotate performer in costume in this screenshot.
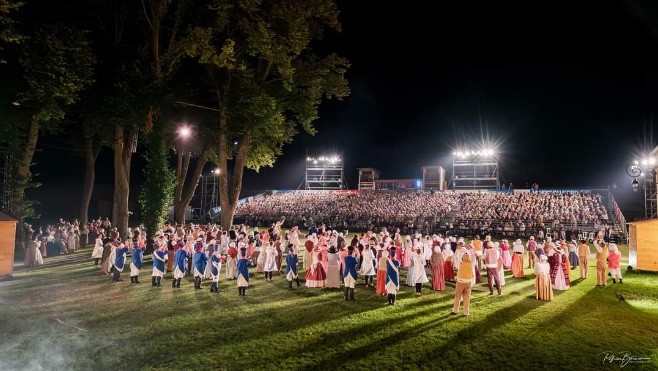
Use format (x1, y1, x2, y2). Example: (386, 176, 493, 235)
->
(577, 239, 590, 279)
(484, 241, 502, 295)
(91, 234, 104, 265)
(534, 255, 553, 301)
(385, 248, 400, 305)
(325, 246, 341, 289)
(226, 241, 238, 280)
(608, 243, 622, 284)
(359, 243, 377, 288)
(262, 238, 279, 281)
(442, 243, 455, 281)
(376, 250, 389, 295)
(549, 246, 570, 290)
(237, 247, 251, 296)
(511, 239, 524, 278)
(193, 242, 208, 290)
(594, 240, 609, 287)
(430, 245, 445, 291)
(526, 236, 537, 268)
(129, 238, 145, 284)
(343, 246, 358, 301)
(151, 244, 168, 287)
(500, 239, 512, 269)
(111, 241, 129, 282)
(172, 244, 191, 288)
(452, 252, 474, 316)
(305, 247, 326, 288)
(410, 247, 428, 295)
(209, 248, 222, 293)
(286, 244, 301, 289)
(568, 242, 579, 269)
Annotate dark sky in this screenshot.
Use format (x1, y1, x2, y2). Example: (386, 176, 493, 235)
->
(29, 0, 658, 221)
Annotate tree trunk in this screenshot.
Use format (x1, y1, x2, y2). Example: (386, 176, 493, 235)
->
(80, 133, 100, 228)
(10, 121, 39, 250)
(218, 94, 230, 230)
(112, 126, 134, 238)
(219, 129, 251, 230)
(173, 150, 191, 224)
(174, 149, 208, 225)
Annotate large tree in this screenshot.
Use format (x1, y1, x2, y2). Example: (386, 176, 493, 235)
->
(183, 0, 350, 229)
(9, 23, 94, 246)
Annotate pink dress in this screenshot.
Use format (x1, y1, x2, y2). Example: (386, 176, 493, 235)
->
(501, 243, 512, 269)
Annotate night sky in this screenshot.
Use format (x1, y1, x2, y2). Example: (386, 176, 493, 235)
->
(28, 0, 658, 222)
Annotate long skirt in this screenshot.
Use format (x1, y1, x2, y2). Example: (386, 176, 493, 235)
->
(325, 264, 341, 288)
(502, 250, 512, 269)
(553, 267, 569, 290)
(511, 253, 524, 278)
(444, 261, 455, 281)
(535, 273, 553, 301)
(46, 241, 58, 257)
(568, 252, 579, 268)
(376, 269, 387, 295)
(431, 265, 445, 291)
(406, 265, 415, 286)
(305, 264, 326, 288)
(226, 257, 237, 279)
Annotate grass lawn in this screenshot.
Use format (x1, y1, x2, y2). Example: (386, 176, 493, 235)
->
(1, 243, 658, 370)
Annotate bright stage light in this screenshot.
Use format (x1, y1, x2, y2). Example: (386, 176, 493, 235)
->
(650, 157, 656, 165)
(178, 126, 191, 138)
(642, 159, 648, 166)
(313, 160, 318, 164)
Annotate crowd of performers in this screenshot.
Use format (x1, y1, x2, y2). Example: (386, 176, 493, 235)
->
(80, 221, 624, 313)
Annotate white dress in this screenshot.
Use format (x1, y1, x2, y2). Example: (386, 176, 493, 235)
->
(359, 248, 376, 276)
(410, 252, 429, 284)
(91, 238, 104, 259)
(262, 245, 278, 272)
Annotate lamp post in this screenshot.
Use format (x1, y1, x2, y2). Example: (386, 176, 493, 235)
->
(173, 125, 193, 223)
(626, 161, 641, 193)
(627, 157, 658, 219)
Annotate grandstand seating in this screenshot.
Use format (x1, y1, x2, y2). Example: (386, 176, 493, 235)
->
(234, 190, 624, 240)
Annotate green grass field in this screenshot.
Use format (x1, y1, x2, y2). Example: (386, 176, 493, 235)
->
(1, 243, 658, 371)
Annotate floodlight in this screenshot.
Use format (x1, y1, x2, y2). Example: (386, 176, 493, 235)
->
(213, 168, 220, 175)
(178, 126, 191, 138)
(642, 159, 648, 166)
(634, 160, 639, 165)
(313, 160, 318, 164)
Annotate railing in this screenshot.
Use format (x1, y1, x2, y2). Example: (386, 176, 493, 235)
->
(607, 190, 628, 239)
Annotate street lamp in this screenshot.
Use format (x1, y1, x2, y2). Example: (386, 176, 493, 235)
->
(627, 162, 641, 192)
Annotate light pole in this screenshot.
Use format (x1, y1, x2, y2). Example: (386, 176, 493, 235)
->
(173, 125, 193, 223)
(627, 157, 658, 219)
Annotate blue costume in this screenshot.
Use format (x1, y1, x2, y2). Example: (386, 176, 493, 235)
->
(193, 250, 208, 290)
(172, 248, 190, 288)
(386, 250, 401, 305)
(237, 249, 251, 296)
(151, 249, 168, 287)
(286, 245, 300, 289)
(129, 243, 145, 284)
(343, 251, 358, 301)
(112, 245, 129, 282)
(209, 252, 222, 293)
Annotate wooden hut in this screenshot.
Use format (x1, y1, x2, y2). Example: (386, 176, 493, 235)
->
(0, 212, 17, 277)
(627, 219, 658, 272)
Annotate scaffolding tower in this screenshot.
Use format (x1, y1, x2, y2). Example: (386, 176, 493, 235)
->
(644, 174, 657, 219)
(0, 152, 13, 212)
(451, 153, 500, 189)
(195, 173, 219, 220)
(305, 155, 344, 190)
